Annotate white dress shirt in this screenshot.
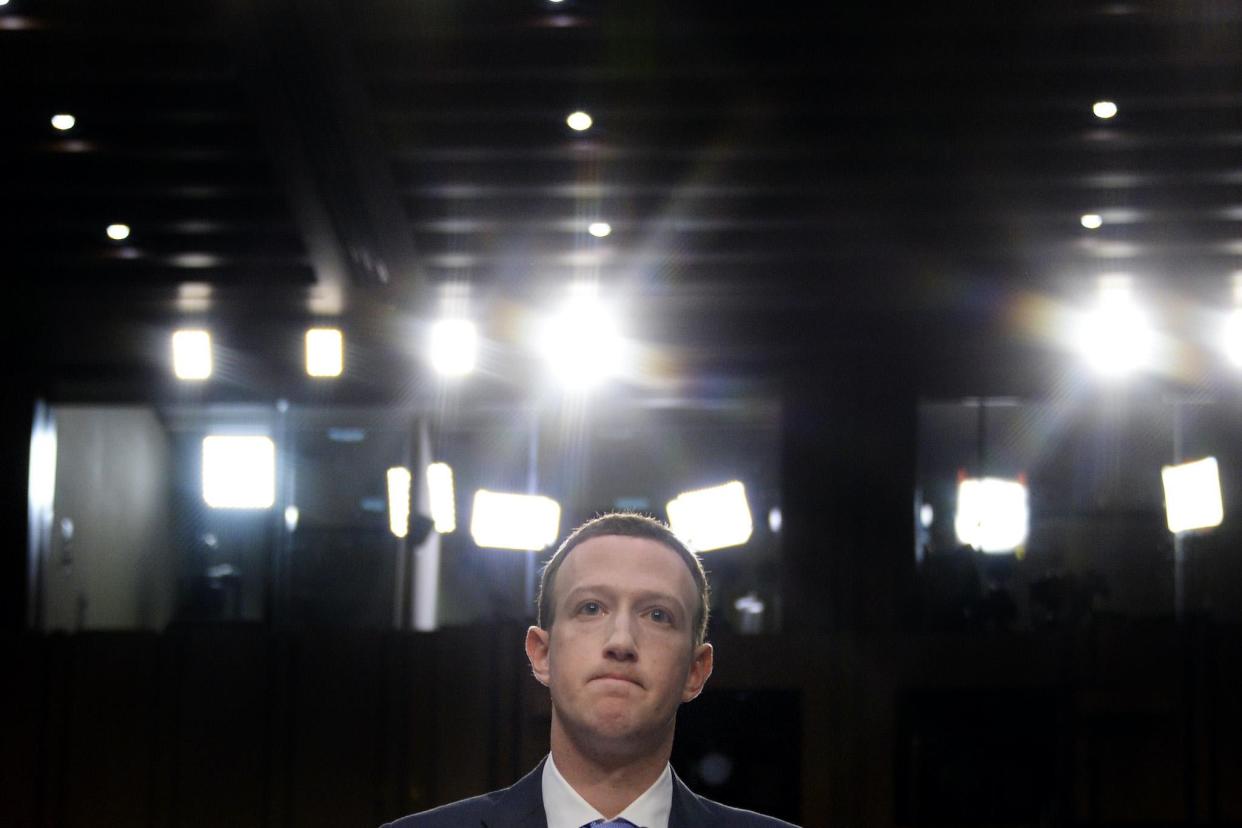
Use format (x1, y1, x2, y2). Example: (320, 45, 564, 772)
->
(541, 753, 672, 828)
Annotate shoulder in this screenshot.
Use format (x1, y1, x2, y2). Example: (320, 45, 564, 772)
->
(378, 790, 498, 827)
(672, 765, 799, 827)
(693, 794, 801, 827)
(379, 760, 545, 828)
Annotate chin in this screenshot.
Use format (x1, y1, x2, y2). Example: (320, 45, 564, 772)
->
(588, 709, 676, 750)
(586, 709, 641, 737)
(560, 705, 643, 742)
(553, 695, 673, 748)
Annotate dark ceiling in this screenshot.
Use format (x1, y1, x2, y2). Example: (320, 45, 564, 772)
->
(6, 0, 1242, 401)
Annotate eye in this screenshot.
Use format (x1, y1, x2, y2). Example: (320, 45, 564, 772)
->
(648, 608, 673, 624)
(578, 601, 602, 616)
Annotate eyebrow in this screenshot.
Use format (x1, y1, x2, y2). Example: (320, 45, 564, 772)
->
(562, 584, 688, 615)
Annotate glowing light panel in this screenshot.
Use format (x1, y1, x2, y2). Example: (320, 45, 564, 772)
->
(539, 284, 624, 389)
(387, 467, 412, 538)
(51, 113, 76, 131)
(588, 221, 612, 238)
(28, 410, 57, 515)
(667, 481, 753, 552)
(106, 223, 130, 241)
(734, 593, 764, 615)
(469, 490, 561, 551)
(1162, 457, 1224, 534)
(305, 327, 343, 377)
(429, 318, 478, 377)
(1080, 213, 1103, 229)
(566, 111, 593, 131)
(1076, 277, 1153, 377)
(1092, 100, 1118, 119)
(426, 462, 456, 533)
(1225, 308, 1242, 368)
(169, 252, 221, 269)
(954, 477, 1028, 553)
(202, 436, 275, 509)
(172, 329, 212, 380)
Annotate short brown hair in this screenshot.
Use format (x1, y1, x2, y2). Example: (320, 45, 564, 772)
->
(536, 513, 711, 647)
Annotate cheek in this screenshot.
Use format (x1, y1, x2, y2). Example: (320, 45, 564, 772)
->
(547, 631, 592, 676)
(652, 650, 692, 689)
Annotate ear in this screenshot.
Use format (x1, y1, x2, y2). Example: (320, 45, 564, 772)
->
(681, 642, 714, 703)
(525, 625, 551, 687)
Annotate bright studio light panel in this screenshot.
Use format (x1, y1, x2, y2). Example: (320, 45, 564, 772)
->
(1225, 308, 1242, 368)
(387, 466, 412, 538)
(202, 436, 275, 509)
(172, 329, 212, 380)
(1076, 277, 1153, 378)
(428, 318, 478, 377)
(954, 477, 1029, 553)
(426, 462, 456, 533)
(666, 480, 753, 552)
(538, 285, 625, 390)
(1162, 456, 1224, 534)
(469, 490, 561, 551)
(305, 327, 343, 377)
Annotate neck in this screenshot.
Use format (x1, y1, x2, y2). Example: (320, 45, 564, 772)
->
(548, 714, 673, 819)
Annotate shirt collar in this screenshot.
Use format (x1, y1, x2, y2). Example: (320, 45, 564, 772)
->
(541, 753, 672, 828)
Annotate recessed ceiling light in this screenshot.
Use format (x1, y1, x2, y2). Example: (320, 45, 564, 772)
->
(588, 221, 611, 238)
(50, 114, 76, 131)
(1080, 213, 1103, 229)
(566, 111, 593, 131)
(106, 223, 131, 241)
(1092, 100, 1118, 119)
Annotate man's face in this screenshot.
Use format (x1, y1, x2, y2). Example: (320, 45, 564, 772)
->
(525, 535, 713, 757)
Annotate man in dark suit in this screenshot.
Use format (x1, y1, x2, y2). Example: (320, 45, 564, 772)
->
(382, 513, 796, 827)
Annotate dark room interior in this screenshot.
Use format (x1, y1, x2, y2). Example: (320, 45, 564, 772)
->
(4, 1, 1242, 825)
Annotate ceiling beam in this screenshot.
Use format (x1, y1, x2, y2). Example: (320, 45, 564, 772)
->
(228, 0, 424, 316)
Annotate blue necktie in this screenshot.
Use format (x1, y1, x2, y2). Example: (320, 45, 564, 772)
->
(585, 820, 640, 828)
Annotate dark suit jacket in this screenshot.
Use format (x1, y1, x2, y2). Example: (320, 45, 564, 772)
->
(381, 758, 798, 827)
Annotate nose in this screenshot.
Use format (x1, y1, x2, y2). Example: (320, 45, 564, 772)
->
(602, 613, 637, 662)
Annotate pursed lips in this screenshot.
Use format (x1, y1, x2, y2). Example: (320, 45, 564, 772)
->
(591, 672, 643, 688)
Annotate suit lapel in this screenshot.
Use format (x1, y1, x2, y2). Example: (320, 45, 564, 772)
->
(483, 759, 706, 828)
(668, 766, 711, 828)
(481, 759, 548, 828)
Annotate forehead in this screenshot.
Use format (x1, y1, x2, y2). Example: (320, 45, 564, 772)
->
(555, 534, 698, 606)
